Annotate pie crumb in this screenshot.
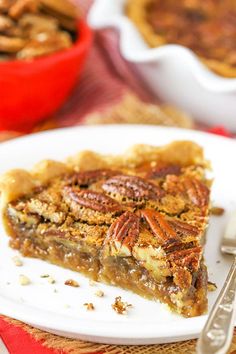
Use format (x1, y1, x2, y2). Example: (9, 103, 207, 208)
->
(112, 296, 132, 314)
(211, 206, 225, 216)
(208, 281, 217, 291)
(19, 274, 31, 286)
(95, 290, 104, 297)
(47, 276, 56, 284)
(83, 302, 95, 311)
(40, 274, 49, 278)
(12, 256, 23, 267)
(65, 279, 80, 287)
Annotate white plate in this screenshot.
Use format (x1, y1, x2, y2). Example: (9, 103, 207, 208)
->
(0, 125, 235, 345)
(88, 0, 236, 130)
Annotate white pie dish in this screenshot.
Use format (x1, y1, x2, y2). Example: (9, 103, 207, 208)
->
(88, 0, 236, 131)
(0, 125, 235, 344)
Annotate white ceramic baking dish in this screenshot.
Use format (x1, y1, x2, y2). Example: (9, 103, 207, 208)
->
(88, 0, 236, 130)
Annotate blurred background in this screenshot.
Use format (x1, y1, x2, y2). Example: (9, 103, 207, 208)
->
(1, 0, 234, 142)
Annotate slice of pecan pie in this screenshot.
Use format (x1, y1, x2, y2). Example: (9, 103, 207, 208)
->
(0, 141, 211, 317)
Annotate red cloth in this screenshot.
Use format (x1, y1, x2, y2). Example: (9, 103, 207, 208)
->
(0, 317, 62, 354)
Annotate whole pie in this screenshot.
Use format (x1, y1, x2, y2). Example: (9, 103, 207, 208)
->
(0, 141, 211, 317)
(126, 0, 236, 77)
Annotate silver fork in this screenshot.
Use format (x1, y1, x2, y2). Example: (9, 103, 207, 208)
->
(197, 211, 236, 354)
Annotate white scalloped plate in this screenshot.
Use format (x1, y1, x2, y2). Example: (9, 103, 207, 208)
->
(0, 125, 235, 344)
(88, 0, 236, 130)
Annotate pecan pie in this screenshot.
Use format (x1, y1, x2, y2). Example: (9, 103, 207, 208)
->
(126, 0, 236, 77)
(0, 141, 212, 317)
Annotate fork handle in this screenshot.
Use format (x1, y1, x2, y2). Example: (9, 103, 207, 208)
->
(197, 257, 236, 354)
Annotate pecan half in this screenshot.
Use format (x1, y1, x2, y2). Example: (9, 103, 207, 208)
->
(68, 169, 119, 187)
(168, 246, 202, 290)
(184, 177, 209, 207)
(103, 175, 164, 200)
(9, 0, 38, 19)
(63, 187, 121, 213)
(141, 209, 181, 246)
(146, 165, 182, 179)
(168, 219, 199, 237)
(105, 211, 140, 257)
(0, 35, 26, 53)
(168, 246, 202, 272)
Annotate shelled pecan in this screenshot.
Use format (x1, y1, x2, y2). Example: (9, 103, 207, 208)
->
(63, 187, 121, 213)
(105, 211, 140, 257)
(0, 0, 79, 60)
(103, 175, 164, 200)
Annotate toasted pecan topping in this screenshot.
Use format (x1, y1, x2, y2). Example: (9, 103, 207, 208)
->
(146, 165, 182, 179)
(184, 177, 209, 207)
(141, 209, 180, 246)
(69, 169, 119, 187)
(168, 219, 199, 237)
(105, 211, 140, 257)
(103, 175, 164, 200)
(63, 187, 121, 213)
(168, 246, 202, 272)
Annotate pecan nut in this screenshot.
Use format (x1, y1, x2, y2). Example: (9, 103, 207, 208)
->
(168, 246, 202, 290)
(68, 169, 119, 187)
(9, 0, 38, 20)
(168, 246, 202, 272)
(168, 219, 199, 237)
(141, 209, 180, 246)
(63, 187, 121, 213)
(184, 177, 209, 207)
(146, 165, 182, 179)
(105, 211, 140, 257)
(102, 175, 164, 200)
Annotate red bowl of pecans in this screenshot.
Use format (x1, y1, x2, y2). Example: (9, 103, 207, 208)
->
(0, 0, 92, 131)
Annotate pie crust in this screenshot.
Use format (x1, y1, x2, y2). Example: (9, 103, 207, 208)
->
(126, 0, 236, 78)
(0, 141, 211, 317)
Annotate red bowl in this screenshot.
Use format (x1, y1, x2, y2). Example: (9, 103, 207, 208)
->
(0, 20, 92, 132)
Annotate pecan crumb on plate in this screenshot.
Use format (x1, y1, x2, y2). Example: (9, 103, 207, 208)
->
(208, 281, 217, 292)
(112, 296, 132, 315)
(94, 290, 104, 297)
(19, 274, 31, 285)
(210, 206, 225, 216)
(47, 276, 55, 284)
(12, 256, 23, 266)
(65, 279, 80, 287)
(83, 303, 95, 311)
